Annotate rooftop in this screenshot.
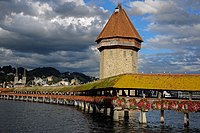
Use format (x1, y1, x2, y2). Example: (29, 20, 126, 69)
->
(12, 73, 200, 92)
(96, 4, 143, 43)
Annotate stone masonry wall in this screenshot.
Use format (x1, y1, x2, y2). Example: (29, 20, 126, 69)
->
(100, 48, 138, 79)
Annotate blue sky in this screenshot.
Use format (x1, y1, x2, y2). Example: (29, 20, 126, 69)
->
(0, 0, 200, 76)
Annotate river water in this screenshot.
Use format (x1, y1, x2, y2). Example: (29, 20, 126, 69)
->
(0, 100, 200, 133)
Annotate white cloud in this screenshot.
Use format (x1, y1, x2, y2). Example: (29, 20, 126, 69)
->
(28, 1, 53, 16)
(0, 0, 110, 76)
(50, 16, 100, 28)
(129, 0, 175, 15)
(60, 0, 85, 6)
(0, 47, 13, 56)
(129, 0, 200, 74)
(0, 27, 12, 37)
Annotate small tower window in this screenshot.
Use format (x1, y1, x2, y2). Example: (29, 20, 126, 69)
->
(123, 51, 126, 58)
(130, 51, 133, 56)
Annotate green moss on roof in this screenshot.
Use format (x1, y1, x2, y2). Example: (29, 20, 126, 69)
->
(12, 73, 200, 92)
(114, 74, 200, 91)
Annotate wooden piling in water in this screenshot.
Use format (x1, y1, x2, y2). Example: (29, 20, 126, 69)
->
(139, 111, 147, 124)
(113, 110, 119, 121)
(160, 110, 164, 123)
(184, 113, 189, 127)
(124, 110, 129, 119)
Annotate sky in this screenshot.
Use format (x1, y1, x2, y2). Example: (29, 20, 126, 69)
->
(0, 0, 200, 77)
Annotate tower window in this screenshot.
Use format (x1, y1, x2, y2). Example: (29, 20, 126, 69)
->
(130, 51, 133, 56)
(123, 51, 126, 58)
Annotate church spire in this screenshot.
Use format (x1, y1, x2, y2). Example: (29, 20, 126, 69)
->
(15, 66, 18, 77)
(22, 68, 26, 85)
(14, 66, 19, 85)
(23, 68, 26, 77)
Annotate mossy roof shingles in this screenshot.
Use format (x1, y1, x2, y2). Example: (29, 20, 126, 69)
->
(113, 74, 200, 91)
(12, 74, 200, 92)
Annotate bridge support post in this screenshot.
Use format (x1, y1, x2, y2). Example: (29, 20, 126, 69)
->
(83, 102, 86, 112)
(78, 101, 81, 109)
(92, 104, 96, 113)
(184, 113, 189, 127)
(81, 102, 84, 110)
(139, 110, 147, 124)
(79, 102, 82, 109)
(77, 101, 80, 107)
(160, 110, 164, 123)
(63, 99, 65, 105)
(124, 110, 129, 119)
(86, 103, 93, 113)
(103, 108, 107, 115)
(80, 102, 84, 110)
(43, 97, 45, 103)
(89, 104, 93, 113)
(74, 101, 77, 106)
(107, 108, 111, 116)
(113, 110, 119, 121)
(85, 103, 89, 111)
(56, 98, 59, 104)
(50, 97, 52, 103)
(15, 96, 18, 100)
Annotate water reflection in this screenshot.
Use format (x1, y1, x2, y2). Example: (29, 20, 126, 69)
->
(0, 100, 200, 133)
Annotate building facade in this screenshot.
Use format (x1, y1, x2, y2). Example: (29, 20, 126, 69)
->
(96, 4, 143, 79)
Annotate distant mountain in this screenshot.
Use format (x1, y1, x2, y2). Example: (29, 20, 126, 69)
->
(61, 72, 97, 83)
(0, 65, 97, 84)
(28, 67, 61, 77)
(27, 67, 97, 83)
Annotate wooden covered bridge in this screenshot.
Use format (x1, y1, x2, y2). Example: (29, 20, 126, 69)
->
(1, 73, 200, 127)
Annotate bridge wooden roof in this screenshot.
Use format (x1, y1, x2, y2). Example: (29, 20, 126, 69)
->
(96, 4, 143, 43)
(12, 73, 200, 92)
(113, 74, 200, 91)
(71, 73, 200, 92)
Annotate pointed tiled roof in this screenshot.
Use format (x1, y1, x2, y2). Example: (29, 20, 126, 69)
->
(96, 4, 143, 43)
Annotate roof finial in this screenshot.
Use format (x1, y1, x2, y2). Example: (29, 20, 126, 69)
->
(115, 3, 122, 12)
(117, 3, 122, 9)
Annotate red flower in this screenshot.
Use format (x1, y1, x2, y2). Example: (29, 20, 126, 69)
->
(117, 99, 122, 105)
(138, 98, 151, 111)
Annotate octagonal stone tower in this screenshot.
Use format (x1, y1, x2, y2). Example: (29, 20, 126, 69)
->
(96, 4, 143, 79)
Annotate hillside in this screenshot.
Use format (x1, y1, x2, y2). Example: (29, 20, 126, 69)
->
(0, 65, 97, 84)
